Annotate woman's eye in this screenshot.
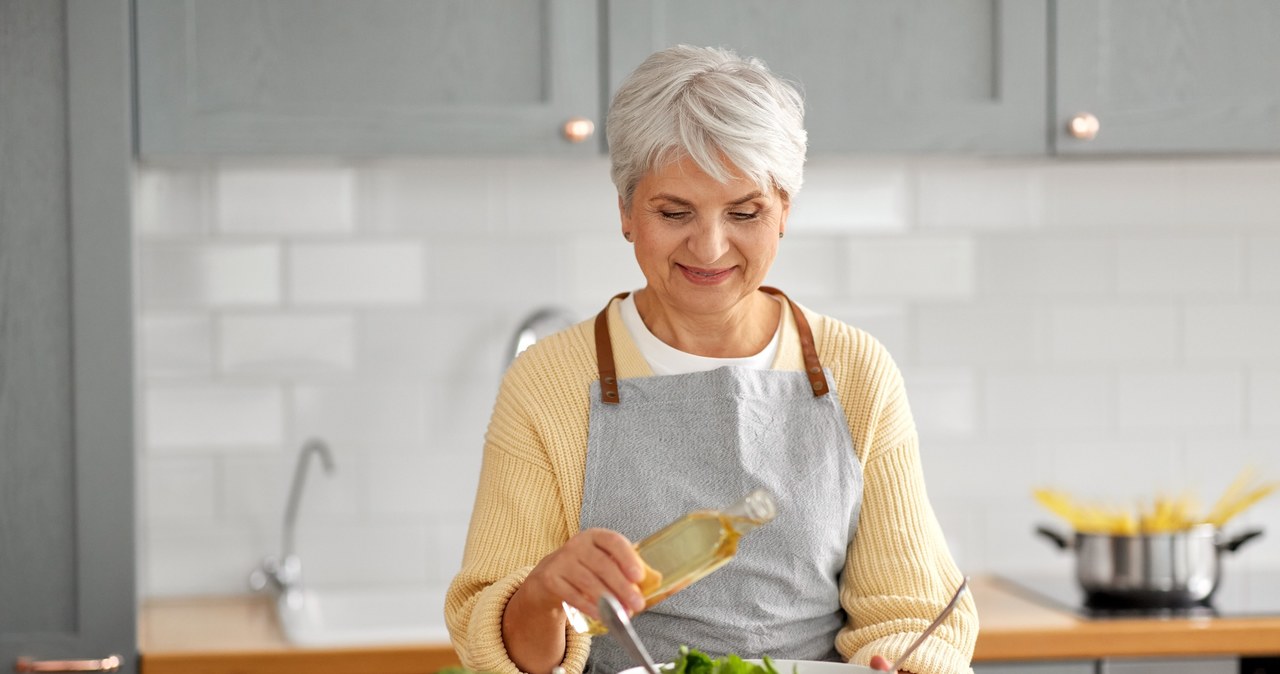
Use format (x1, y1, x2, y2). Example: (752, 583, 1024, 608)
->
(660, 211, 690, 220)
(730, 211, 760, 221)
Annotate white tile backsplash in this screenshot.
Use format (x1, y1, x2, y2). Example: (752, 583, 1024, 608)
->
(146, 385, 285, 450)
(1048, 303, 1179, 363)
(141, 243, 281, 308)
(1116, 370, 1244, 431)
(141, 314, 214, 376)
(1185, 303, 1280, 364)
(788, 160, 909, 232)
(217, 166, 354, 234)
(291, 384, 428, 449)
(983, 371, 1113, 432)
(135, 157, 1280, 596)
(846, 237, 975, 299)
(220, 313, 355, 374)
(1116, 236, 1243, 297)
(916, 161, 1043, 230)
(1249, 370, 1280, 429)
(977, 237, 1114, 297)
(1248, 236, 1280, 294)
(288, 241, 425, 305)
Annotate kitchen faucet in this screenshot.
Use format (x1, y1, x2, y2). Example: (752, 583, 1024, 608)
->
(508, 306, 577, 365)
(248, 437, 336, 608)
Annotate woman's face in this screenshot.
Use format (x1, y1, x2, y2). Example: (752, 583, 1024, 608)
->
(620, 155, 789, 318)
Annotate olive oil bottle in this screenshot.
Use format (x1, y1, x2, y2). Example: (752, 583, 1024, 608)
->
(565, 488, 777, 635)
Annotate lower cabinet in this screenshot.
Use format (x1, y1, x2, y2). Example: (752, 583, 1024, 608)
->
(974, 662, 1095, 674)
(1100, 656, 1237, 674)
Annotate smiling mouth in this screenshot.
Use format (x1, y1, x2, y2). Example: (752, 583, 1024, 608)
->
(678, 264, 734, 285)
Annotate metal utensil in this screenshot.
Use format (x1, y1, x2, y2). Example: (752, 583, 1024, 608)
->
(598, 592, 662, 674)
(884, 577, 970, 673)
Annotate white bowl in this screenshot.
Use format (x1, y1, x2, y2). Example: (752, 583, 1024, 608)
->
(620, 660, 878, 674)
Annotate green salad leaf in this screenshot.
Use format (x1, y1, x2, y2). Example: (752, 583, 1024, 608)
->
(665, 645, 788, 674)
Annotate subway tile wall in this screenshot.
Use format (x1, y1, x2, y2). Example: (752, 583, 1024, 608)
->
(135, 156, 1280, 597)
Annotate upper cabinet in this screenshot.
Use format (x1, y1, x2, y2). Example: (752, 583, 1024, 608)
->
(1055, 0, 1280, 155)
(135, 0, 601, 157)
(134, 0, 1280, 157)
(607, 0, 1048, 155)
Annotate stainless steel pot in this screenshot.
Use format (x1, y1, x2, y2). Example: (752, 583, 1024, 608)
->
(1036, 524, 1263, 608)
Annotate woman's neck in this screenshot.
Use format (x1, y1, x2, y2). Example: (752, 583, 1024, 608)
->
(632, 288, 780, 358)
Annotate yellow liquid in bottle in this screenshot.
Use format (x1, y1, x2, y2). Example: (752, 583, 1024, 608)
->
(577, 512, 749, 635)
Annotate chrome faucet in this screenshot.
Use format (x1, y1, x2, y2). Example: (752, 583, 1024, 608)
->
(249, 437, 336, 607)
(508, 306, 577, 365)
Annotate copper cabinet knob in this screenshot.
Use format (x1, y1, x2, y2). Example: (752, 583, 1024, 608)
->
(562, 117, 595, 143)
(1067, 112, 1100, 140)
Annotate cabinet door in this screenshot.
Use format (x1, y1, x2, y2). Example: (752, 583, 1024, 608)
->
(137, 0, 600, 156)
(974, 662, 1096, 674)
(1100, 656, 1238, 674)
(1, 0, 136, 671)
(1056, 0, 1280, 154)
(607, 0, 1048, 155)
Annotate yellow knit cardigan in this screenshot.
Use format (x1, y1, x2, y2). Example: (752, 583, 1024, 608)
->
(445, 297, 978, 674)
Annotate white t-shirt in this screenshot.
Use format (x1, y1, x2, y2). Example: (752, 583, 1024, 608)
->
(618, 292, 781, 376)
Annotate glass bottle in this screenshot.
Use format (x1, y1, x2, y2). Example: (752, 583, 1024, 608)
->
(564, 488, 777, 635)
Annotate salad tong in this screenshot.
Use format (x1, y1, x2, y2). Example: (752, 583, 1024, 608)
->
(598, 592, 662, 674)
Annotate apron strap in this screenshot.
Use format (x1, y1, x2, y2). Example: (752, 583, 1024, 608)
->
(594, 291, 632, 405)
(593, 286, 828, 404)
(759, 286, 829, 397)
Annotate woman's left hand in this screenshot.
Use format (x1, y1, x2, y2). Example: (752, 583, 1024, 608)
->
(866, 655, 905, 673)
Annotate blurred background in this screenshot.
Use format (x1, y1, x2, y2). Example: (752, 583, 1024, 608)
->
(5, 1, 1280, 672)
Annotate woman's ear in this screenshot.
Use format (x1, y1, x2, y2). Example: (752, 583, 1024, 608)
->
(778, 194, 790, 238)
(618, 195, 632, 239)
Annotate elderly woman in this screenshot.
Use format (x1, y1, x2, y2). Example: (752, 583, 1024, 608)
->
(445, 46, 977, 674)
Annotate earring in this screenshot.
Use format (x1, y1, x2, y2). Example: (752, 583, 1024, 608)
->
(778, 231, 785, 239)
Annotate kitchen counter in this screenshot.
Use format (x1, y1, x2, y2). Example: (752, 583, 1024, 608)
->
(140, 576, 1280, 673)
(973, 575, 1280, 662)
(138, 595, 460, 674)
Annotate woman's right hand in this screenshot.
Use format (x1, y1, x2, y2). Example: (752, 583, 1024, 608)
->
(523, 527, 648, 621)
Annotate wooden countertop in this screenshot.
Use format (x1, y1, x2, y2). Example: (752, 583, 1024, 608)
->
(138, 594, 459, 674)
(972, 575, 1280, 662)
(140, 576, 1280, 673)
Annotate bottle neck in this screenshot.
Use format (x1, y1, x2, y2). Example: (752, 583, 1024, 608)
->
(723, 488, 777, 533)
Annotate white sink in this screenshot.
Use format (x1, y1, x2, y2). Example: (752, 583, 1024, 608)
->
(276, 585, 452, 647)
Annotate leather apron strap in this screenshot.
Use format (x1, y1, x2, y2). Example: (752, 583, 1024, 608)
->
(593, 286, 827, 404)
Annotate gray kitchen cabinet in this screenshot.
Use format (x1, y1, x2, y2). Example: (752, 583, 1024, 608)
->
(1055, 0, 1280, 154)
(0, 0, 136, 672)
(1100, 656, 1238, 674)
(974, 662, 1096, 674)
(607, 0, 1049, 155)
(136, 0, 601, 157)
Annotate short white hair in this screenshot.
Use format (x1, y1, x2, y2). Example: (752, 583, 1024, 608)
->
(607, 45, 807, 209)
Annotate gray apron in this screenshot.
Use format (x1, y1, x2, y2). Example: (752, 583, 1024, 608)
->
(581, 288, 864, 674)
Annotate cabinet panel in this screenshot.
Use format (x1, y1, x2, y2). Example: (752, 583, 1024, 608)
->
(1056, 0, 1280, 154)
(137, 0, 600, 156)
(608, 0, 1048, 155)
(1100, 656, 1237, 674)
(974, 662, 1096, 674)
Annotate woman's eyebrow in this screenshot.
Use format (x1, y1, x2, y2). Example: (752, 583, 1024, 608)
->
(728, 191, 763, 206)
(648, 191, 764, 207)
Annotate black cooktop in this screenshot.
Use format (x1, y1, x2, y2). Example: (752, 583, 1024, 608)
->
(995, 566, 1280, 619)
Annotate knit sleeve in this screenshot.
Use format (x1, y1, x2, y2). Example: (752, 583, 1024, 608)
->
(820, 321, 978, 674)
(443, 353, 593, 674)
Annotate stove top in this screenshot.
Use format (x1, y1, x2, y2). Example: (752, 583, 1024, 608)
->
(995, 567, 1280, 620)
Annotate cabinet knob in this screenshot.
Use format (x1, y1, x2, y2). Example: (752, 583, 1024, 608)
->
(563, 117, 595, 143)
(1067, 112, 1100, 140)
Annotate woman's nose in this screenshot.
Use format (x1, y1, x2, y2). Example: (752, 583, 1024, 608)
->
(686, 219, 730, 263)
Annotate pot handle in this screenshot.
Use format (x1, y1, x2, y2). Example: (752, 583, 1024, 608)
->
(1219, 528, 1264, 553)
(1035, 525, 1073, 550)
